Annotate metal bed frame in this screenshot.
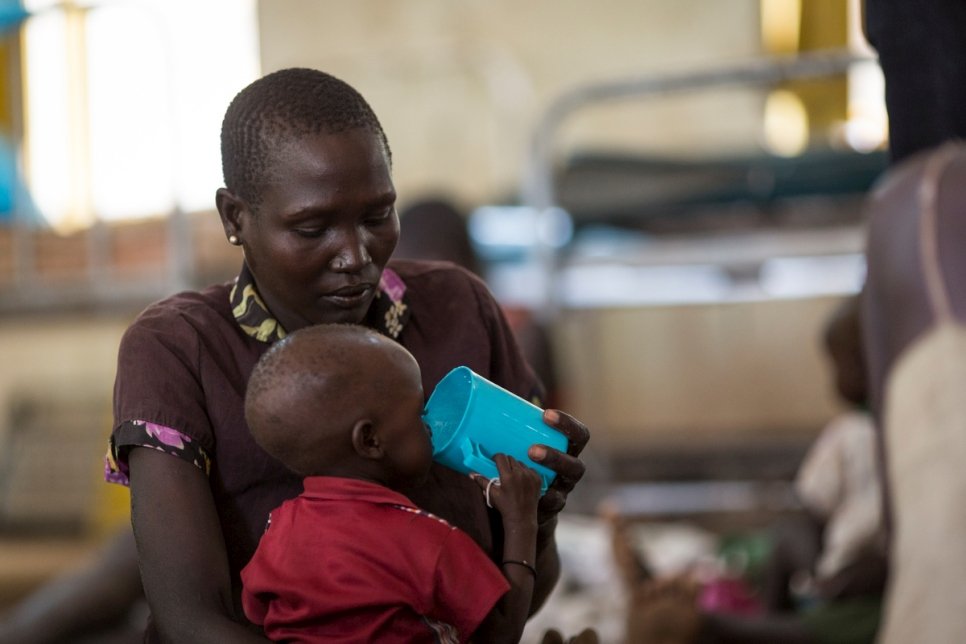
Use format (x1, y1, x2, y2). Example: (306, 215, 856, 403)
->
(518, 49, 876, 314)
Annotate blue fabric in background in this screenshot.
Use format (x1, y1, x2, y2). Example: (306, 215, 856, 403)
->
(0, 0, 28, 34)
(0, 1, 43, 224)
(0, 134, 14, 218)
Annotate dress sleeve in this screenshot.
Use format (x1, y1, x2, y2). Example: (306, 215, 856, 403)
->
(108, 311, 217, 481)
(429, 527, 509, 641)
(105, 420, 211, 485)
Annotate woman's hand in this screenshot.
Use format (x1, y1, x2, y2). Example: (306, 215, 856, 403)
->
(528, 409, 590, 523)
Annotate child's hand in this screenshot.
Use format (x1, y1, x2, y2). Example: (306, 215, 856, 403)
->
(472, 454, 541, 523)
(469, 456, 540, 644)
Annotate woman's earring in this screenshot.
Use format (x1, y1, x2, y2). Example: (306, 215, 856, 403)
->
(228, 235, 240, 245)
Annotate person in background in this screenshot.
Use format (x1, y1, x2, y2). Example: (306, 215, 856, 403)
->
(611, 295, 885, 644)
(860, 2, 966, 637)
(105, 68, 589, 642)
(761, 296, 885, 618)
(393, 198, 482, 275)
(862, 141, 966, 643)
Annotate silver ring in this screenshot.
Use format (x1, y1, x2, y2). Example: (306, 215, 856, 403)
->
(485, 477, 501, 508)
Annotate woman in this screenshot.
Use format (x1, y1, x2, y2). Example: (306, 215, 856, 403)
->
(105, 68, 588, 642)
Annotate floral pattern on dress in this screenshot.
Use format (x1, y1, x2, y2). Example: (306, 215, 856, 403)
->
(384, 300, 409, 338)
(104, 419, 211, 486)
(229, 262, 411, 342)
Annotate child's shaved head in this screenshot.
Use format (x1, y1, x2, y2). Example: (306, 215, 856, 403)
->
(246, 324, 425, 478)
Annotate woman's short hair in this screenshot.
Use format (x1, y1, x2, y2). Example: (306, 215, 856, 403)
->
(220, 67, 391, 207)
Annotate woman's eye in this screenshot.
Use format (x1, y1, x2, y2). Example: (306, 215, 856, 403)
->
(293, 227, 324, 238)
(364, 208, 393, 226)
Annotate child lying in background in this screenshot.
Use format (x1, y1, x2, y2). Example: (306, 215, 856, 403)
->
(240, 323, 542, 643)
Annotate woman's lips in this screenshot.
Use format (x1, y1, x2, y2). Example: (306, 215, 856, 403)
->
(323, 284, 374, 308)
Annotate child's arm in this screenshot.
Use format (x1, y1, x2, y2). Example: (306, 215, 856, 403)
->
(470, 454, 541, 644)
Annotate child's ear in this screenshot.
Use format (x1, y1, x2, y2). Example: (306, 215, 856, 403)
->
(351, 419, 383, 459)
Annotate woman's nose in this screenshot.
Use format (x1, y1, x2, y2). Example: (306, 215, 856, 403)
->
(330, 229, 371, 271)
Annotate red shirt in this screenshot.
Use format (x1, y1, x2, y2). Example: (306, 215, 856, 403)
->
(241, 477, 509, 643)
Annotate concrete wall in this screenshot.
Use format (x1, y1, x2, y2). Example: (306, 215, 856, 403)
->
(0, 314, 133, 532)
(554, 295, 846, 453)
(257, 0, 764, 206)
(0, 213, 241, 533)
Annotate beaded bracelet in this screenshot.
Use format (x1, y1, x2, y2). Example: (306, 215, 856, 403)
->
(502, 559, 537, 577)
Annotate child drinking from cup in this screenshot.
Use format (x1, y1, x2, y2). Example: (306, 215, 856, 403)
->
(240, 323, 542, 643)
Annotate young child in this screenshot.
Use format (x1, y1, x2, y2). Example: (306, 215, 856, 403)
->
(240, 323, 542, 643)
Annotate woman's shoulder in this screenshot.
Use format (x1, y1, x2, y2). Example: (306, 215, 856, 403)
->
(388, 259, 489, 299)
(123, 280, 236, 342)
(388, 258, 479, 283)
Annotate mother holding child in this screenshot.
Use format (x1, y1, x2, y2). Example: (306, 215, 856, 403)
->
(105, 67, 590, 642)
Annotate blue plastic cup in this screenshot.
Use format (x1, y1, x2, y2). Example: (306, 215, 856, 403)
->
(422, 366, 568, 494)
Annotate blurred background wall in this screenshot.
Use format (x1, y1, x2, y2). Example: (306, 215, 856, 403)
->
(258, 0, 764, 205)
